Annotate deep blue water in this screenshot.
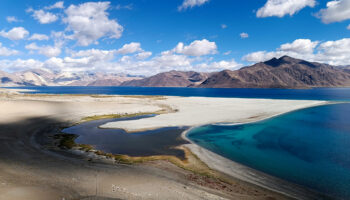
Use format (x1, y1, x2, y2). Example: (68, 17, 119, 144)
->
(187, 103, 350, 199)
(6, 86, 350, 101)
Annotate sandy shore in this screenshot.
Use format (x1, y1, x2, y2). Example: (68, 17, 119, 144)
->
(0, 91, 328, 200)
(182, 130, 325, 200)
(101, 97, 327, 132)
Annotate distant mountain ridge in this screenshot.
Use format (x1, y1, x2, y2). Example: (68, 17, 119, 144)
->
(120, 70, 210, 87)
(2, 56, 350, 88)
(0, 70, 142, 87)
(199, 56, 350, 88)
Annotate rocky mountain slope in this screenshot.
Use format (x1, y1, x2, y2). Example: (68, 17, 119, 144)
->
(120, 70, 210, 87)
(199, 56, 350, 88)
(2, 56, 350, 88)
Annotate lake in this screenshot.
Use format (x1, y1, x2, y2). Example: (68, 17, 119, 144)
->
(7, 86, 350, 101)
(10, 86, 350, 199)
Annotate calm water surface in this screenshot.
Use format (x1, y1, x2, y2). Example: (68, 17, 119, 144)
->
(7, 86, 350, 101)
(187, 103, 350, 199)
(63, 115, 189, 159)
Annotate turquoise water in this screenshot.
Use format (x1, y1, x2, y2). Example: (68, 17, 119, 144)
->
(187, 103, 350, 199)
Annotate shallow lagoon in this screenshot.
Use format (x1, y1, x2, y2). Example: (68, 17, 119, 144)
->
(63, 115, 189, 159)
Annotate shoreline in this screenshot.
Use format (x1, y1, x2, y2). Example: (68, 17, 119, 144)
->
(59, 100, 333, 199)
(181, 125, 327, 200)
(0, 91, 332, 199)
(179, 102, 342, 199)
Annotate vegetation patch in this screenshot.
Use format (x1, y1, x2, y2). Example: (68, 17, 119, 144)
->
(80, 110, 168, 122)
(54, 133, 94, 151)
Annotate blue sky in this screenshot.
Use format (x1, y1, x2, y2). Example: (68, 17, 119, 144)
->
(0, 0, 350, 75)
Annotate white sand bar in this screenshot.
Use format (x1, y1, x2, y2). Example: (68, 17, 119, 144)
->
(101, 96, 327, 131)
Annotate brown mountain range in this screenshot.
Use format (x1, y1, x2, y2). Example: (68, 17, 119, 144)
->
(199, 56, 350, 88)
(120, 70, 210, 87)
(2, 56, 350, 88)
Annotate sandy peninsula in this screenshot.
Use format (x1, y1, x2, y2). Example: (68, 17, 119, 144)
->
(101, 97, 326, 131)
(0, 89, 328, 200)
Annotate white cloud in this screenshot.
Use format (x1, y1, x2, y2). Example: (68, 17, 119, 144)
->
(0, 27, 29, 40)
(6, 16, 20, 23)
(0, 59, 43, 72)
(0, 43, 19, 56)
(136, 51, 152, 59)
(243, 38, 350, 66)
(278, 39, 318, 54)
(29, 9, 59, 24)
(64, 2, 123, 46)
(29, 33, 49, 41)
(316, 0, 350, 23)
(243, 39, 317, 63)
(116, 42, 142, 54)
(33, 44, 240, 75)
(348, 24, 350, 30)
(221, 24, 227, 29)
(45, 1, 64, 10)
(243, 51, 284, 63)
(178, 0, 209, 11)
(196, 59, 242, 71)
(257, 0, 316, 18)
(25, 42, 61, 57)
(240, 32, 249, 39)
(173, 39, 217, 56)
(71, 48, 116, 61)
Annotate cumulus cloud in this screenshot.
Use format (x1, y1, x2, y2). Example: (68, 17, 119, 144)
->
(0, 59, 43, 72)
(0, 43, 19, 56)
(173, 39, 217, 56)
(29, 33, 49, 41)
(0, 27, 29, 40)
(278, 39, 318, 54)
(25, 42, 61, 57)
(25, 43, 239, 75)
(257, 0, 316, 18)
(6, 16, 20, 23)
(116, 42, 142, 54)
(316, 0, 350, 23)
(178, 0, 209, 11)
(240, 32, 249, 39)
(136, 51, 152, 59)
(71, 48, 115, 61)
(243, 39, 318, 62)
(45, 1, 64, 10)
(28, 8, 59, 24)
(243, 38, 350, 66)
(64, 2, 123, 46)
(196, 59, 242, 71)
(44, 49, 117, 72)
